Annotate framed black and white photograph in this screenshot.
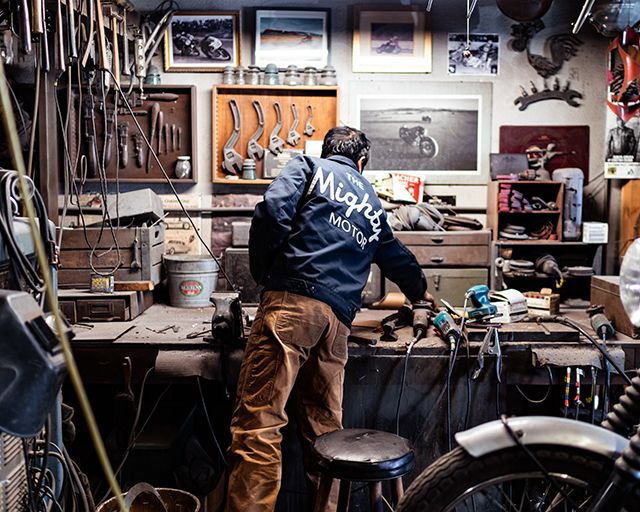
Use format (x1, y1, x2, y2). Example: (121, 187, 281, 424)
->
(448, 33, 499, 76)
(253, 8, 330, 68)
(352, 81, 492, 184)
(352, 6, 432, 73)
(164, 12, 240, 72)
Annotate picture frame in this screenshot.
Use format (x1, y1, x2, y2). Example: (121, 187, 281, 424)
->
(448, 33, 499, 76)
(352, 6, 432, 73)
(253, 8, 330, 68)
(351, 81, 492, 184)
(164, 11, 240, 72)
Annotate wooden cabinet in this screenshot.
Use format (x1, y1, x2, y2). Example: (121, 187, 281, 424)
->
(487, 181, 564, 241)
(212, 85, 339, 185)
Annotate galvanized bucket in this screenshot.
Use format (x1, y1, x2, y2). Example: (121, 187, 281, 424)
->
(164, 255, 219, 308)
(96, 483, 200, 512)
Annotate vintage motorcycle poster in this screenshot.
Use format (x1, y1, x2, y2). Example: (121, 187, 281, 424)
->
(604, 109, 640, 179)
(448, 33, 499, 76)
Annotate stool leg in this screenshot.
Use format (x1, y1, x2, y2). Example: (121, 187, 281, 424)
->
(337, 480, 351, 512)
(392, 477, 404, 505)
(314, 475, 333, 512)
(369, 482, 383, 512)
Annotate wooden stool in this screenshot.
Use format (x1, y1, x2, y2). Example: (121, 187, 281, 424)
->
(312, 429, 415, 512)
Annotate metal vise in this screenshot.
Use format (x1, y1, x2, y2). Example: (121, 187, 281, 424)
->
(209, 292, 245, 344)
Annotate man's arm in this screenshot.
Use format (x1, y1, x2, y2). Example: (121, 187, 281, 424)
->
(373, 222, 427, 302)
(249, 156, 312, 285)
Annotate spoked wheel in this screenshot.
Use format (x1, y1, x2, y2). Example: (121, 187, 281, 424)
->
(396, 445, 633, 512)
(419, 136, 439, 158)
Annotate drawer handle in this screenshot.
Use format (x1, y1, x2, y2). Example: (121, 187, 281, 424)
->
(430, 256, 444, 263)
(431, 237, 444, 244)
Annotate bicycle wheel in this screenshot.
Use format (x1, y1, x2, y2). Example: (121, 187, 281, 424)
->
(396, 445, 631, 512)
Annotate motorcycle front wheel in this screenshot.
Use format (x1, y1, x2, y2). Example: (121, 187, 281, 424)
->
(209, 47, 231, 61)
(396, 445, 633, 512)
(419, 136, 439, 158)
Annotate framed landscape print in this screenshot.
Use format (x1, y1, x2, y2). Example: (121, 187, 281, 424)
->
(164, 12, 240, 72)
(253, 8, 330, 68)
(352, 6, 432, 73)
(352, 81, 492, 184)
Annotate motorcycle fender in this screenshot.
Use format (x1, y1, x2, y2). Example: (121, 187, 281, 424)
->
(456, 416, 628, 460)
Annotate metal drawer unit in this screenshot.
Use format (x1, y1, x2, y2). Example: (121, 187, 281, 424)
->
(394, 230, 491, 267)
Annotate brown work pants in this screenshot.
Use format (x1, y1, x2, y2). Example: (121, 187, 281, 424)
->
(225, 291, 349, 512)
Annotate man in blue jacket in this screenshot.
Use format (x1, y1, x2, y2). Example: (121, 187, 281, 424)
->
(225, 126, 429, 512)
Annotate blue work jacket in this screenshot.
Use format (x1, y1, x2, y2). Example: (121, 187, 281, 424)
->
(249, 154, 427, 328)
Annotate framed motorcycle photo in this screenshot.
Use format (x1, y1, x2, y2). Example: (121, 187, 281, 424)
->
(352, 6, 432, 73)
(164, 11, 241, 72)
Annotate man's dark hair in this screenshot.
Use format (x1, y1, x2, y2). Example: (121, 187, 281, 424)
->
(321, 126, 371, 168)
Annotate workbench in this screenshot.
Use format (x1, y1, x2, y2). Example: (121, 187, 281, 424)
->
(68, 304, 640, 511)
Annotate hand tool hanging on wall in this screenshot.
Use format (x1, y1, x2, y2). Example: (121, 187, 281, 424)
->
(157, 110, 164, 154)
(286, 103, 301, 146)
(164, 123, 170, 154)
(304, 105, 316, 137)
(247, 100, 265, 160)
(94, 0, 109, 73)
(33, 0, 50, 72)
(80, 0, 95, 67)
(108, 8, 122, 85)
(54, 0, 67, 73)
(147, 102, 160, 173)
(103, 103, 116, 168)
(65, 0, 78, 63)
(118, 123, 128, 168)
(222, 99, 243, 175)
(121, 9, 130, 77)
(83, 95, 99, 178)
(17, 0, 32, 55)
(133, 133, 144, 168)
(177, 127, 182, 152)
(171, 124, 177, 153)
(268, 102, 285, 155)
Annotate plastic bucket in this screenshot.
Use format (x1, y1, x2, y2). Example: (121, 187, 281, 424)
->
(164, 255, 219, 308)
(96, 485, 200, 512)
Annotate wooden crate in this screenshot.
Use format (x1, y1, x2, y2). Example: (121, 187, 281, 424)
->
(57, 225, 165, 288)
(66, 85, 197, 183)
(487, 181, 564, 241)
(212, 85, 339, 184)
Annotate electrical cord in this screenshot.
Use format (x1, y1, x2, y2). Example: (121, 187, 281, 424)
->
(107, 68, 238, 290)
(514, 365, 554, 404)
(0, 58, 128, 512)
(395, 343, 413, 436)
(196, 377, 228, 466)
(555, 316, 632, 386)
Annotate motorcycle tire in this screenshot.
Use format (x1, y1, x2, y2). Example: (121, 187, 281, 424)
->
(396, 445, 635, 512)
(209, 47, 231, 61)
(419, 136, 439, 158)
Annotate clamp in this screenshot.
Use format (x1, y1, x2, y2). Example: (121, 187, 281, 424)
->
(472, 327, 502, 382)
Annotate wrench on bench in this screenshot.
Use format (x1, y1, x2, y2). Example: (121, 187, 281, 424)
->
(286, 103, 301, 146)
(247, 100, 265, 160)
(268, 102, 285, 155)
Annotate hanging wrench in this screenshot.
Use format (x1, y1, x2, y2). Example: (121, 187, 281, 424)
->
(222, 99, 243, 175)
(247, 100, 265, 160)
(286, 103, 301, 146)
(268, 102, 285, 155)
(304, 105, 316, 137)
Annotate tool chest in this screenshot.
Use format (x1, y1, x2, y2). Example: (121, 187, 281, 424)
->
(57, 225, 165, 288)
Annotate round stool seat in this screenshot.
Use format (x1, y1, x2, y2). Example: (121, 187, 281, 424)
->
(313, 428, 415, 482)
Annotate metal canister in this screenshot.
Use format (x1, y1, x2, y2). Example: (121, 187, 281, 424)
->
(319, 65, 337, 86)
(246, 65, 261, 85)
(235, 66, 246, 85)
(241, 159, 257, 180)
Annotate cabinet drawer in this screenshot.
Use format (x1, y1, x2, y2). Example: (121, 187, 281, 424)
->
(76, 299, 130, 322)
(409, 245, 490, 267)
(395, 230, 491, 246)
(386, 268, 488, 307)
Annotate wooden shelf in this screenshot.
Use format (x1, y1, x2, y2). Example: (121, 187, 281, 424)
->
(498, 210, 560, 215)
(212, 84, 339, 183)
